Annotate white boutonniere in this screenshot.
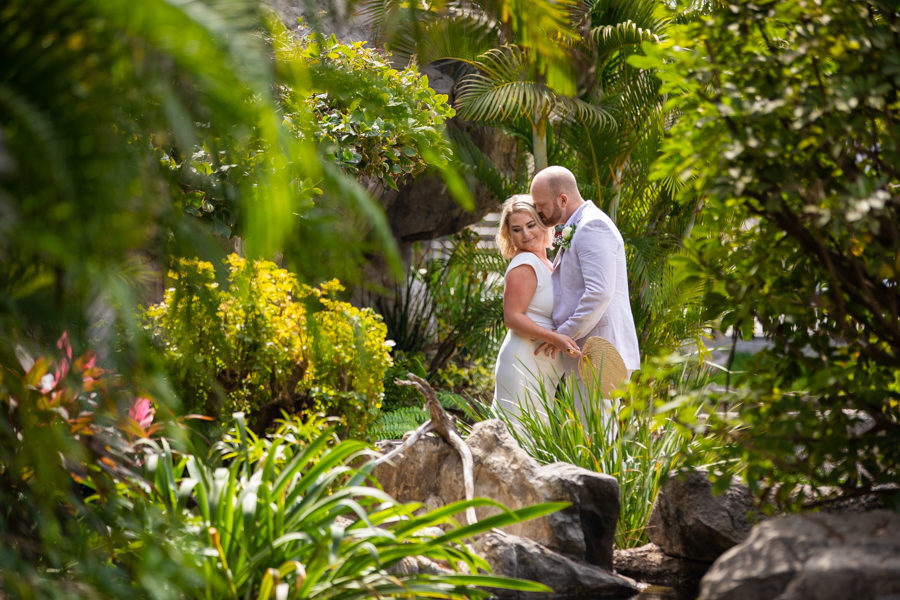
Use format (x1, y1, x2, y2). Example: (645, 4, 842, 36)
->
(554, 224, 576, 250)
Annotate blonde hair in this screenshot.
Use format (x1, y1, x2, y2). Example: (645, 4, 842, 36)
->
(495, 194, 553, 260)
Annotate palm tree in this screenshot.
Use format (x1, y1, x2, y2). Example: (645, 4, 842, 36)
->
(360, 0, 670, 174)
(359, 0, 714, 356)
(358, 0, 594, 171)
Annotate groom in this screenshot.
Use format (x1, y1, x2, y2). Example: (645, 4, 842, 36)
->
(530, 165, 640, 423)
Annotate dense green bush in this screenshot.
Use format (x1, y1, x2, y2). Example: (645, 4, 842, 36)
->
(637, 0, 900, 506)
(277, 32, 455, 190)
(143, 254, 392, 437)
(157, 29, 458, 284)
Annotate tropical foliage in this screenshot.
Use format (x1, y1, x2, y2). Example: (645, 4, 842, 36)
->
(488, 355, 711, 548)
(637, 0, 900, 506)
(143, 254, 393, 437)
(360, 0, 716, 359)
(158, 26, 459, 284)
(127, 415, 559, 599)
(0, 331, 194, 597)
(278, 32, 456, 190)
(1, 1, 309, 590)
(0, 1, 491, 595)
(369, 230, 507, 378)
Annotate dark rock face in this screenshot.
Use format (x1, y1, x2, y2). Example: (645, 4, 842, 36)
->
(374, 121, 518, 245)
(476, 532, 638, 599)
(614, 544, 709, 600)
(647, 470, 761, 563)
(700, 510, 900, 600)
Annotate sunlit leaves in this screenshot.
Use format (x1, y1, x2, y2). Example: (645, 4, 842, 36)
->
(639, 0, 900, 503)
(143, 255, 393, 438)
(278, 33, 455, 191)
(135, 416, 558, 599)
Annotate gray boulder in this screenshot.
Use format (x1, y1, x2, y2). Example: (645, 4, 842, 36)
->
(475, 532, 638, 599)
(647, 470, 761, 562)
(700, 509, 900, 600)
(376, 419, 620, 569)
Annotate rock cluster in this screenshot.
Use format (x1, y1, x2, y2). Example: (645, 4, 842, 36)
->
(377, 426, 900, 599)
(700, 510, 900, 600)
(376, 419, 638, 598)
(625, 470, 900, 600)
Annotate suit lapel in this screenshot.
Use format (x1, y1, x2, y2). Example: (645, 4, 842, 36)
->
(552, 246, 564, 268)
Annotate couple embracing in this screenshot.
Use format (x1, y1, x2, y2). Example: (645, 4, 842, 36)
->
(491, 166, 640, 435)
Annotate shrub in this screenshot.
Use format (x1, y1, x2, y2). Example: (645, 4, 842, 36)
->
(0, 333, 203, 598)
(143, 254, 392, 437)
(276, 32, 455, 190)
(637, 0, 900, 505)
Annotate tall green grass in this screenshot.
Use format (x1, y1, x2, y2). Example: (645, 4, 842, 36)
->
(487, 357, 711, 548)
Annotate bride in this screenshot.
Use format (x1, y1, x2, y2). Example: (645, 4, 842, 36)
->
(491, 195, 581, 427)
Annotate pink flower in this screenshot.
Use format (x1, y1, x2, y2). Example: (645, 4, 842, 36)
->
(129, 397, 155, 430)
(35, 331, 73, 393)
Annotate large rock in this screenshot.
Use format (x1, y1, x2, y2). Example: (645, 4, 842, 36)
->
(375, 121, 518, 245)
(475, 532, 638, 599)
(376, 419, 621, 569)
(700, 509, 900, 600)
(647, 470, 760, 562)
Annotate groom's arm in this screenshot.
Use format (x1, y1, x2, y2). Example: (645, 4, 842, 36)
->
(557, 218, 618, 341)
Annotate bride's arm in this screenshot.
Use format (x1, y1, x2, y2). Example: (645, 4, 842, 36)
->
(503, 265, 580, 356)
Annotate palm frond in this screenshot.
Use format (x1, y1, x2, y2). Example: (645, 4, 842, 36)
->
(445, 230, 509, 274)
(446, 122, 521, 201)
(457, 78, 550, 123)
(456, 46, 553, 122)
(554, 95, 617, 130)
(413, 11, 506, 66)
(591, 20, 661, 61)
(588, 0, 668, 32)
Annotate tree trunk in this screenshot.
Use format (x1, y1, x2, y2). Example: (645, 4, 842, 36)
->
(532, 118, 548, 172)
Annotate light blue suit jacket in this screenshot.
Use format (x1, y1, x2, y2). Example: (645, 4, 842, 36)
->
(552, 201, 641, 371)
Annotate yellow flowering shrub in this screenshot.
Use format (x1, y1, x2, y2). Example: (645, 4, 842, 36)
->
(143, 254, 392, 437)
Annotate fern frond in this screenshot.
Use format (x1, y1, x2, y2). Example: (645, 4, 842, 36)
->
(437, 390, 485, 423)
(370, 406, 429, 441)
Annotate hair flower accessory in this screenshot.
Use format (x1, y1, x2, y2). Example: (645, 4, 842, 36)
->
(554, 224, 576, 250)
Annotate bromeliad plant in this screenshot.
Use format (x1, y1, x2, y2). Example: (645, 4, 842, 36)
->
(134, 414, 562, 599)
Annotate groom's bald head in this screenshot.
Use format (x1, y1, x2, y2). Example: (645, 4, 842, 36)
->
(532, 166, 579, 198)
(530, 166, 584, 226)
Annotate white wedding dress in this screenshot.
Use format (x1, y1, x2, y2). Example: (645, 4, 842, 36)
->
(492, 252, 564, 427)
